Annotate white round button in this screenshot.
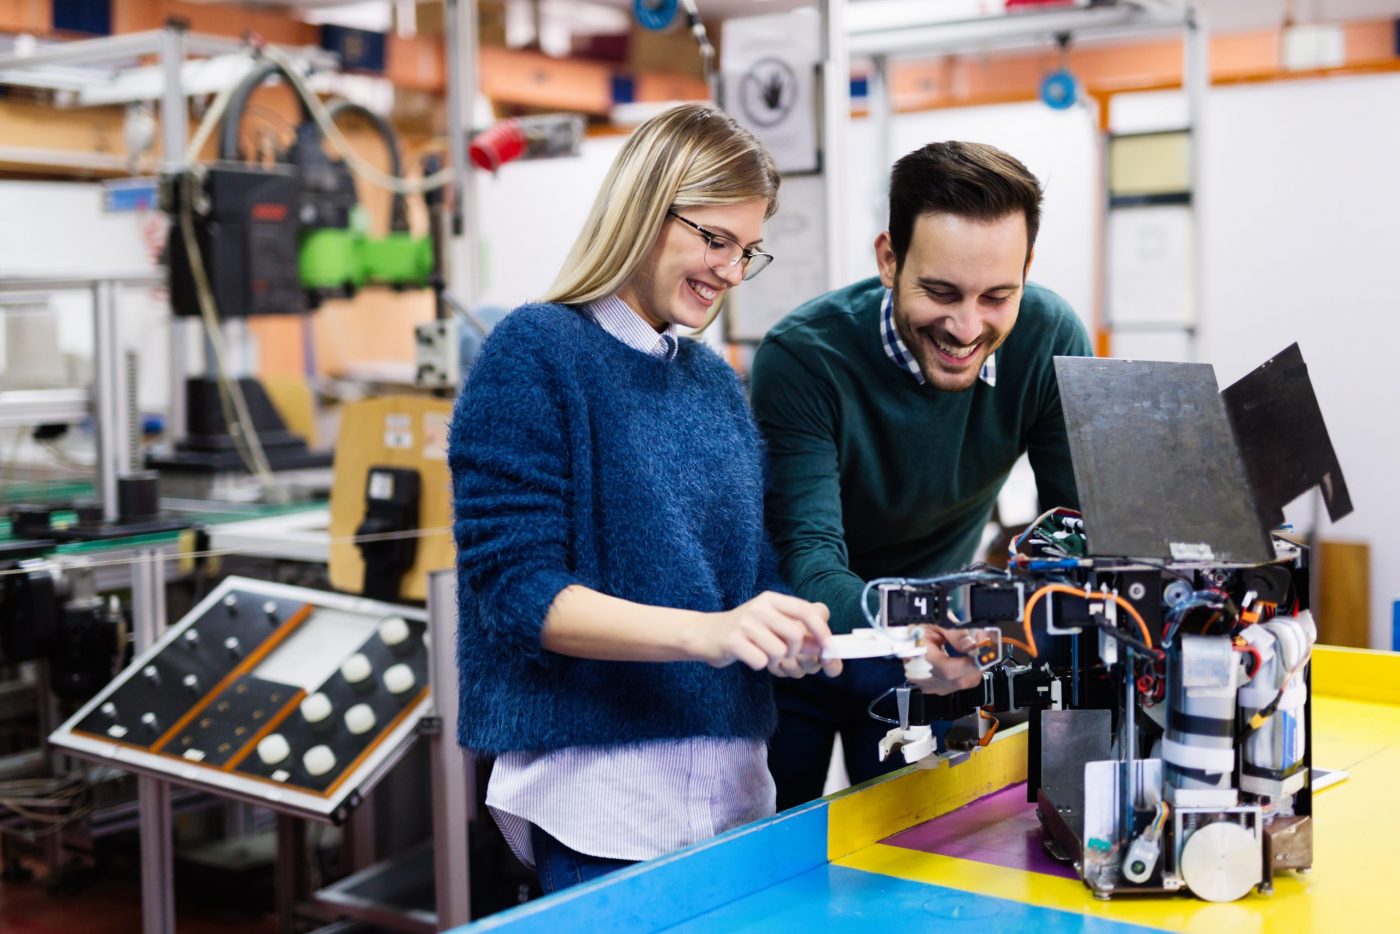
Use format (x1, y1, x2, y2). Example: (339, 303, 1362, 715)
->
(344, 704, 377, 735)
(303, 745, 336, 777)
(257, 733, 290, 766)
(300, 692, 333, 724)
(383, 664, 415, 695)
(341, 653, 373, 685)
(379, 616, 411, 648)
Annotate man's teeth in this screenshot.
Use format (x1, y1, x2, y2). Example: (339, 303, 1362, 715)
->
(691, 281, 717, 301)
(933, 337, 977, 360)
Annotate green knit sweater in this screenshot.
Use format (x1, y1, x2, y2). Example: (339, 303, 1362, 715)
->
(751, 276, 1092, 634)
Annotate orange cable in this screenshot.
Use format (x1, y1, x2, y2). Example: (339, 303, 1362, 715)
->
(1002, 636, 1034, 656)
(1022, 584, 1155, 658)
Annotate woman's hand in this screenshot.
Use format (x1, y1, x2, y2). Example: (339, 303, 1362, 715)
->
(686, 592, 843, 678)
(902, 626, 984, 695)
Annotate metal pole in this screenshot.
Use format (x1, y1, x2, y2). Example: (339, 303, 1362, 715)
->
(92, 280, 130, 522)
(159, 21, 188, 172)
(869, 53, 891, 234)
(275, 814, 308, 934)
(1184, 3, 1208, 363)
(161, 20, 189, 442)
(1121, 645, 1135, 848)
(819, 0, 850, 292)
(130, 548, 175, 934)
(443, 0, 481, 305)
(428, 569, 472, 928)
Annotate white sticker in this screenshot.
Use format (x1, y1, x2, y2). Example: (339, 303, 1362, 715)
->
(368, 471, 394, 500)
(182, 748, 206, 762)
(422, 412, 450, 461)
(384, 413, 413, 450)
(1170, 542, 1214, 561)
(272, 770, 290, 783)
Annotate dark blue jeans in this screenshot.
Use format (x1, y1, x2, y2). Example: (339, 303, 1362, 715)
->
(768, 657, 911, 811)
(530, 824, 635, 895)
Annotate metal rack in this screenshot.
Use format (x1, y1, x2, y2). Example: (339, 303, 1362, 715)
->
(0, 270, 162, 522)
(0, 15, 479, 932)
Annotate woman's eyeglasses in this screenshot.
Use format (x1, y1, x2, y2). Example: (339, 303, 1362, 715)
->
(668, 210, 774, 281)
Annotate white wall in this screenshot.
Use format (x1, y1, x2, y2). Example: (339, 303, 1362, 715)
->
(473, 135, 628, 311)
(1196, 73, 1400, 647)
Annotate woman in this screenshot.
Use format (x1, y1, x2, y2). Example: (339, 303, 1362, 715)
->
(449, 103, 841, 895)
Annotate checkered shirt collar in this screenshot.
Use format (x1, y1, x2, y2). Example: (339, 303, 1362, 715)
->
(878, 288, 997, 388)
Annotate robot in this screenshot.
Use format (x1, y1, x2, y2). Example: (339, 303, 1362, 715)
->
(822, 344, 1348, 903)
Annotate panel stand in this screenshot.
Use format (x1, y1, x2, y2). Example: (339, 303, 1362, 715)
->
(428, 570, 472, 928)
(130, 547, 175, 934)
(276, 814, 310, 934)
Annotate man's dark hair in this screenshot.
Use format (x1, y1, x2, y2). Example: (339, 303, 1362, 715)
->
(888, 141, 1043, 269)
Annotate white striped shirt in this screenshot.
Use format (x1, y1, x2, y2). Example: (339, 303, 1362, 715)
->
(484, 294, 774, 867)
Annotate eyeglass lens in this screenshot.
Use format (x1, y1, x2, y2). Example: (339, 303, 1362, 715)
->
(704, 235, 770, 281)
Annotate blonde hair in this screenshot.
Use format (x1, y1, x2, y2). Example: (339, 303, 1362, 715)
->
(543, 103, 779, 326)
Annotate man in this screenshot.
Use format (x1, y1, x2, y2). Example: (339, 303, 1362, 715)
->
(751, 141, 1091, 808)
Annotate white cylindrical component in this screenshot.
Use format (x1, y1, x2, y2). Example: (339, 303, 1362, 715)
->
(303, 745, 336, 777)
(341, 653, 373, 686)
(300, 692, 333, 725)
(383, 663, 416, 695)
(1179, 821, 1262, 902)
(378, 616, 412, 649)
(344, 703, 377, 735)
(257, 733, 290, 766)
(1239, 612, 1316, 796)
(1164, 635, 1238, 804)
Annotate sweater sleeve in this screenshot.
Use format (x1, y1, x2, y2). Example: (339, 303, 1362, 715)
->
(449, 313, 583, 662)
(1025, 300, 1093, 512)
(751, 337, 867, 635)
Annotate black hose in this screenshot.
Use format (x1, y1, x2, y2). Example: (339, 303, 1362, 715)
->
(217, 58, 313, 162)
(326, 100, 409, 232)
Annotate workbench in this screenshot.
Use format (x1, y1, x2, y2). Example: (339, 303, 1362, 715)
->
(452, 645, 1400, 933)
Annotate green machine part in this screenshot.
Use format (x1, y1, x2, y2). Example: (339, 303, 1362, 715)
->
(358, 232, 434, 288)
(300, 227, 366, 292)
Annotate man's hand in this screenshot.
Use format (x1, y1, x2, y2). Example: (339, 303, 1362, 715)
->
(903, 625, 984, 695)
(687, 592, 844, 678)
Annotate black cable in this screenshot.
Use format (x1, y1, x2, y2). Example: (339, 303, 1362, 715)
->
(218, 58, 313, 161)
(1095, 618, 1160, 658)
(326, 99, 409, 232)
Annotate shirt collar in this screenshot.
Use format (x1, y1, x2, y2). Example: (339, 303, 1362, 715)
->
(879, 288, 997, 388)
(582, 295, 678, 361)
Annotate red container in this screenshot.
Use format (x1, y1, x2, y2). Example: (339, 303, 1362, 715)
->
(470, 120, 527, 172)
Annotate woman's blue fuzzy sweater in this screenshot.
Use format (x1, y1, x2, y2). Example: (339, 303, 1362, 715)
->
(449, 303, 786, 754)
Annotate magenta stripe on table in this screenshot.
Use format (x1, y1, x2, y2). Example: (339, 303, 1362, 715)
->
(880, 783, 1078, 879)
